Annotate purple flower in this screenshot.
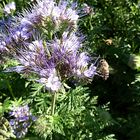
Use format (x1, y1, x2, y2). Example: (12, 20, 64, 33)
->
(36, 0, 55, 17)
(3, 0, 98, 91)
(55, 1, 79, 25)
(4, 2, 16, 15)
(50, 32, 83, 60)
(84, 64, 97, 78)
(9, 105, 36, 138)
(71, 51, 98, 79)
(82, 3, 93, 15)
(4, 66, 28, 73)
(20, 10, 43, 29)
(76, 52, 90, 68)
(19, 0, 78, 30)
(62, 31, 83, 52)
(39, 69, 61, 91)
(2, 0, 80, 53)
(14, 40, 62, 91)
(9, 119, 16, 126)
(10, 28, 30, 43)
(6, 30, 97, 91)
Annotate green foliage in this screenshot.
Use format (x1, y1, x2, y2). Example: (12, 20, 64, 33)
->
(0, 98, 11, 116)
(78, 0, 140, 139)
(0, 117, 16, 139)
(31, 86, 115, 140)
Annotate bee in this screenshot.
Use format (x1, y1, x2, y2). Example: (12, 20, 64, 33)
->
(97, 59, 109, 80)
(103, 39, 113, 45)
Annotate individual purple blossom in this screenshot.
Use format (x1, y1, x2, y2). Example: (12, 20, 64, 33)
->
(82, 3, 93, 15)
(46, 75, 61, 91)
(3, 5, 42, 48)
(9, 105, 36, 138)
(36, 0, 55, 17)
(72, 52, 97, 79)
(3, 26, 32, 53)
(19, 9, 43, 29)
(55, 1, 79, 25)
(0, 41, 7, 52)
(50, 32, 82, 60)
(18, 40, 54, 70)
(76, 52, 90, 68)
(48, 32, 83, 78)
(11, 29, 29, 43)
(61, 31, 83, 52)
(4, 2, 16, 15)
(38, 69, 61, 92)
(84, 64, 97, 78)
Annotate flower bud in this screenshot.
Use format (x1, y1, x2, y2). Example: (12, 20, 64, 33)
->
(128, 54, 140, 70)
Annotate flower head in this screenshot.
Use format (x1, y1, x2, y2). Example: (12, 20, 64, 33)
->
(6, 29, 97, 91)
(3, 0, 97, 92)
(38, 69, 61, 92)
(9, 105, 36, 138)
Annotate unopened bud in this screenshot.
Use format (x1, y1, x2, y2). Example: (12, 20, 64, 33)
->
(128, 54, 140, 70)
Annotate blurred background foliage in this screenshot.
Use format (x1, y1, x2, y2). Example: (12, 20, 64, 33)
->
(78, 0, 140, 140)
(0, 0, 140, 139)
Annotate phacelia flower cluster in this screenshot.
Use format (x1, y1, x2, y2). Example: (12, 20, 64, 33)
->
(4, 0, 79, 50)
(2, 0, 97, 92)
(9, 105, 36, 138)
(14, 31, 97, 91)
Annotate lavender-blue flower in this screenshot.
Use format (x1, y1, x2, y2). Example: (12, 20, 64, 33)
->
(3, 0, 97, 92)
(9, 105, 36, 138)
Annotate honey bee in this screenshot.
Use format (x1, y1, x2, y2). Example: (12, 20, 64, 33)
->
(97, 59, 109, 80)
(103, 39, 113, 45)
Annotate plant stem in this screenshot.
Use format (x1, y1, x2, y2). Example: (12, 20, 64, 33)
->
(51, 92, 57, 115)
(6, 80, 16, 100)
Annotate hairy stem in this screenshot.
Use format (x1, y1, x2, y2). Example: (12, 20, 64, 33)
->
(51, 92, 57, 115)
